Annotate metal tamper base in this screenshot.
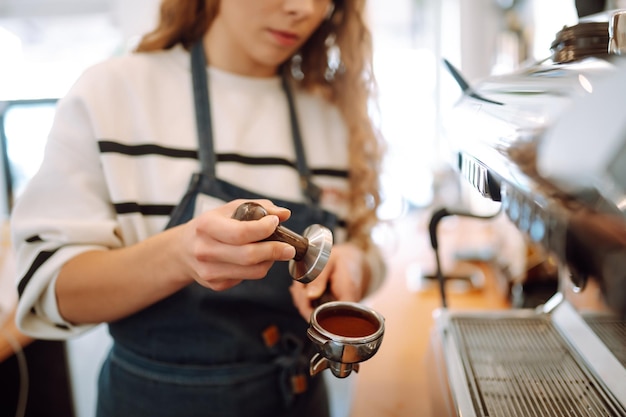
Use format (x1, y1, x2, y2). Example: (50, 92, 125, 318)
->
(289, 224, 333, 283)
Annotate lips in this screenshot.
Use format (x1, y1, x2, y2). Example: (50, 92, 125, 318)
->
(268, 29, 300, 47)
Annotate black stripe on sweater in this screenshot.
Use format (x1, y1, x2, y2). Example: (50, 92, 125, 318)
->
(219, 154, 348, 178)
(313, 168, 348, 178)
(99, 141, 198, 159)
(113, 201, 349, 229)
(18, 249, 59, 298)
(114, 203, 175, 216)
(98, 141, 348, 178)
(218, 153, 296, 169)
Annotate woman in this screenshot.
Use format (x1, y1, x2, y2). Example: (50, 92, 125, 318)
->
(11, 0, 385, 416)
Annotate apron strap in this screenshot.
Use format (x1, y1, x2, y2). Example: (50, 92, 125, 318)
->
(191, 42, 217, 179)
(190, 42, 321, 205)
(281, 76, 322, 205)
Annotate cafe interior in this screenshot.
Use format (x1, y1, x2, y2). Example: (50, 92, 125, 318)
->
(0, 0, 625, 416)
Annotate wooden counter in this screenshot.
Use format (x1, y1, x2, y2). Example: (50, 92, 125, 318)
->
(349, 210, 511, 417)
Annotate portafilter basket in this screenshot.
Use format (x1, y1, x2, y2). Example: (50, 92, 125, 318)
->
(307, 301, 385, 378)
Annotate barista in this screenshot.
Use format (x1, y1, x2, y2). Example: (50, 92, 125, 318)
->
(10, 0, 386, 416)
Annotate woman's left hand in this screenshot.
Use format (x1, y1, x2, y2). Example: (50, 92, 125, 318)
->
(289, 243, 367, 321)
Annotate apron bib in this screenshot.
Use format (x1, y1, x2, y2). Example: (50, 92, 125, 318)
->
(97, 43, 337, 417)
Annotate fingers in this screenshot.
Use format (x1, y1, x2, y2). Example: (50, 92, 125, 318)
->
(197, 199, 291, 245)
(225, 199, 292, 222)
(191, 255, 284, 291)
(195, 209, 278, 245)
(302, 270, 331, 300)
(194, 240, 295, 267)
(328, 245, 364, 302)
(290, 282, 315, 320)
(291, 244, 364, 308)
(194, 259, 275, 287)
(184, 199, 296, 290)
(257, 200, 291, 222)
(196, 277, 243, 292)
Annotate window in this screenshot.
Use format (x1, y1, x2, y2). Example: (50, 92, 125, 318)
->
(0, 99, 57, 215)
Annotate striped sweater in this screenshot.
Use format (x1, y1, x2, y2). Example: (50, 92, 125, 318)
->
(10, 45, 367, 339)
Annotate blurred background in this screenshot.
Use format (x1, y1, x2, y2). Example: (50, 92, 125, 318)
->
(0, 0, 595, 219)
(0, 0, 623, 416)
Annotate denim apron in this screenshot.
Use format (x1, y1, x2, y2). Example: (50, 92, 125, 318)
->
(96, 43, 338, 417)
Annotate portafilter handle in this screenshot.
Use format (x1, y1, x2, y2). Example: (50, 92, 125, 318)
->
(232, 202, 333, 283)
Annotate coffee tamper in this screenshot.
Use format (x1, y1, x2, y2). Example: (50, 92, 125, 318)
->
(232, 202, 333, 283)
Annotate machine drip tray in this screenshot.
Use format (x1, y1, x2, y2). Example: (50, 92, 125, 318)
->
(448, 316, 626, 417)
(584, 315, 626, 368)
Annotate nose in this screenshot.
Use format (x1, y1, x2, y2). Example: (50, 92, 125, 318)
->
(283, 0, 316, 18)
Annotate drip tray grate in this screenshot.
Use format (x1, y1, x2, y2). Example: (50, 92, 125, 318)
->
(449, 316, 626, 417)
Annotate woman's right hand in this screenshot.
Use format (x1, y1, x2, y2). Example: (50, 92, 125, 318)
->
(55, 199, 295, 325)
(178, 199, 296, 291)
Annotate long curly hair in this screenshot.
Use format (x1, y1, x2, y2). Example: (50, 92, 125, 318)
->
(136, 0, 384, 251)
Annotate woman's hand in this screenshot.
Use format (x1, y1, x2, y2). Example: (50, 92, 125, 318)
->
(56, 199, 296, 325)
(289, 243, 368, 320)
(179, 199, 296, 291)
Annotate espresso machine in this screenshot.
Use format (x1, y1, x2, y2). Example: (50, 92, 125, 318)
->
(428, 9, 626, 417)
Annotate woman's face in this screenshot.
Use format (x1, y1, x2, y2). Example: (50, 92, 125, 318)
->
(205, 0, 333, 77)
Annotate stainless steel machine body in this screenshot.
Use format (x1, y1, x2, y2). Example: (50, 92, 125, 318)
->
(430, 10, 626, 417)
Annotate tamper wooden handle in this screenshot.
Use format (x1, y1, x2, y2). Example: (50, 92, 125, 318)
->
(232, 202, 308, 261)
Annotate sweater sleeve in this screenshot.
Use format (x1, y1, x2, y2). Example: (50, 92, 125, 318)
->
(11, 69, 124, 339)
